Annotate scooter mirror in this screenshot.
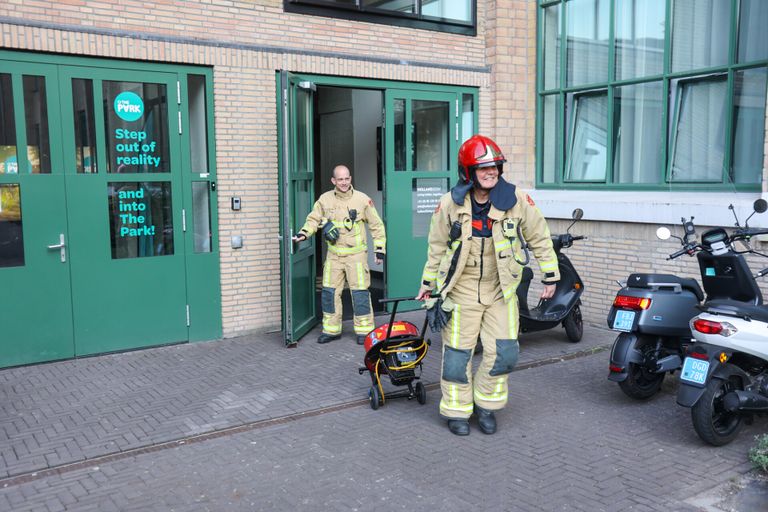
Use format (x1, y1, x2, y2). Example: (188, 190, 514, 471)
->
(571, 208, 583, 221)
(753, 199, 767, 214)
(656, 227, 672, 241)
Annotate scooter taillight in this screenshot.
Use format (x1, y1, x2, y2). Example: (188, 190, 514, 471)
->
(693, 319, 723, 335)
(692, 319, 737, 337)
(613, 295, 652, 310)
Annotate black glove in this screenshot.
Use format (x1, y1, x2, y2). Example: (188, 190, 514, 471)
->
(425, 297, 451, 333)
(375, 252, 385, 262)
(322, 222, 339, 244)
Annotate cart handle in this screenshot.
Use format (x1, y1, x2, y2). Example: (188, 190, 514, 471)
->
(377, 296, 429, 343)
(378, 296, 418, 304)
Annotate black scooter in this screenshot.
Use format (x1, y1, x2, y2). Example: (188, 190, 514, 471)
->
(517, 208, 586, 342)
(607, 208, 763, 399)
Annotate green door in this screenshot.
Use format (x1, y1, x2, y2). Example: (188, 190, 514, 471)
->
(280, 71, 318, 344)
(58, 67, 188, 355)
(1, 52, 220, 368)
(384, 90, 458, 308)
(0, 62, 76, 366)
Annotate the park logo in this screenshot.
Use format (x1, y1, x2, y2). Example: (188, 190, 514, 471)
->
(114, 91, 144, 122)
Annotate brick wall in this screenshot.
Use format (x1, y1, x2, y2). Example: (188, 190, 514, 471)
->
(537, 218, 768, 330)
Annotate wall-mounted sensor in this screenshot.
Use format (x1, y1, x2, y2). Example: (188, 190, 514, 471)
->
(231, 235, 243, 249)
(231, 197, 241, 211)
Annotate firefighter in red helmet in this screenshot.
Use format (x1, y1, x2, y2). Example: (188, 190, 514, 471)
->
(416, 135, 559, 436)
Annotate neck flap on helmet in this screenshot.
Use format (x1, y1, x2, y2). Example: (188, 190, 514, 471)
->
(450, 180, 474, 205)
(488, 178, 517, 210)
(450, 178, 517, 210)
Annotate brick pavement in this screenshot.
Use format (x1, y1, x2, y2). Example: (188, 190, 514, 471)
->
(1, 351, 764, 511)
(0, 313, 614, 480)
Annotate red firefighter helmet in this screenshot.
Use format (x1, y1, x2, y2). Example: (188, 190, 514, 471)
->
(363, 321, 420, 372)
(458, 135, 506, 183)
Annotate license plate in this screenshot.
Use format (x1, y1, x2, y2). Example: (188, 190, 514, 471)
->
(680, 357, 710, 386)
(612, 310, 635, 332)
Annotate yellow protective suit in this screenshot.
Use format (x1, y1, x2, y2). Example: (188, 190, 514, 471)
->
(299, 187, 386, 337)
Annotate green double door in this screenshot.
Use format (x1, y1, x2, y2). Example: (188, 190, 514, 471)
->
(1, 55, 218, 367)
(280, 73, 474, 343)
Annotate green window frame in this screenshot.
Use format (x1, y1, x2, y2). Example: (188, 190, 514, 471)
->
(537, 0, 768, 191)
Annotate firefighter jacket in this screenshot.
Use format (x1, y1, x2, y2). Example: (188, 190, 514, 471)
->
(421, 188, 559, 302)
(299, 186, 386, 256)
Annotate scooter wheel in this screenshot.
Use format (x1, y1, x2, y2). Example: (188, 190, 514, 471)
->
(415, 382, 427, 405)
(563, 304, 583, 343)
(369, 386, 381, 410)
(618, 362, 664, 400)
(691, 376, 743, 446)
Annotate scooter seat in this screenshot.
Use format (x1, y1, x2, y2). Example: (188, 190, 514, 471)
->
(627, 273, 704, 302)
(702, 299, 768, 323)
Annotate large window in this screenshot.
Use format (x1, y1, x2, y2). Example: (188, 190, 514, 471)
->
(285, 0, 475, 35)
(538, 0, 768, 190)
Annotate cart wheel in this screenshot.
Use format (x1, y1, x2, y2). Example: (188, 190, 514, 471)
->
(369, 386, 381, 410)
(415, 382, 427, 405)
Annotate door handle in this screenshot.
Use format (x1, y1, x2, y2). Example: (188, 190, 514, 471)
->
(47, 233, 66, 263)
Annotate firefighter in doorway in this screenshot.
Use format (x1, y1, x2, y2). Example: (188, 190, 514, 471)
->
(415, 135, 559, 436)
(293, 165, 387, 345)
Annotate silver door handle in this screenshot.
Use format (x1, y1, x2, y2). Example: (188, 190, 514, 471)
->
(47, 234, 66, 263)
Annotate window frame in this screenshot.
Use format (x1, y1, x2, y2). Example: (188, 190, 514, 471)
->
(536, 0, 768, 191)
(284, 0, 477, 36)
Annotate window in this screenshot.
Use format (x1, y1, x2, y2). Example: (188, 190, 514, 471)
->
(285, 0, 475, 35)
(108, 182, 174, 259)
(0, 184, 23, 267)
(538, 0, 768, 190)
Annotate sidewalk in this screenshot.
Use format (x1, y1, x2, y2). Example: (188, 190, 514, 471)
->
(0, 314, 613, 480)
(1, 318, 765, 511)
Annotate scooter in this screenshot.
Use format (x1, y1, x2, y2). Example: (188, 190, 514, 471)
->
(517, 208, 586, 342)
(677, 200, 768, 446)
(607, 203, 764, 399)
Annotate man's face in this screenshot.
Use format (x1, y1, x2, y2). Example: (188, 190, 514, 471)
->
(474, 165, 500, 190)
(331, 168, 352, 192)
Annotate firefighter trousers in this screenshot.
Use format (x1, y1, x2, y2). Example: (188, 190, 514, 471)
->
(438, 237, 520, 420)
(321, 251, 374, 337)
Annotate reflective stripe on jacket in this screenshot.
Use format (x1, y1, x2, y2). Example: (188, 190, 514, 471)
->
(299, 187, 386, 255)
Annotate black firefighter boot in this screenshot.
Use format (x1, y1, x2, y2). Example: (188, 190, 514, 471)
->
(317, 333, 341, 344)
(475, 406, 497, 435)
(447, 419, 470, 436)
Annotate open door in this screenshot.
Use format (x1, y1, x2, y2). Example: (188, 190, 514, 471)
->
(280, 71, 318, 345)
(383, 89, 458, 310)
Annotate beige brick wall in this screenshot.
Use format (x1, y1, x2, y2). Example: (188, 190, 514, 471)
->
(536, 218, 768, 331)
(486, 0, 538, 189)
(0, 2, 496, 337)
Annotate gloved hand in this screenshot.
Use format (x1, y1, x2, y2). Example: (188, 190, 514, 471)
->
(375, 252, 385, 264)
(425, 296, 453, 333)
(322, 222, 339, 244)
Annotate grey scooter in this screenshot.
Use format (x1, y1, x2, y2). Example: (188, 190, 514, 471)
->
(607, 204, 765, 399)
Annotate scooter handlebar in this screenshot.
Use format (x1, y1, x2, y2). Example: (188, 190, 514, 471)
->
(668, 246, 690, 260)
